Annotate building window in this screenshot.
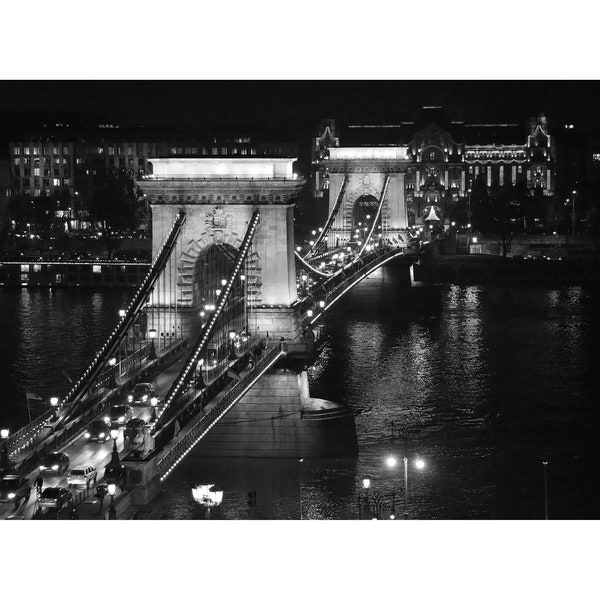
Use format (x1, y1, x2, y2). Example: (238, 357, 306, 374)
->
(429, 151, 436, 161)
(53, 178, 60, 186)
(13, 147, 20, 155)
(33, 264, 42, 273)
(33, 147, 40, 155)
(211, 148, 218, 156)
(43, 179, 49, 187)
(92, 265, 102, 273)
(34, 179, 40, 187)
(53, 146, 60, 155)
(33, 168, 40, 176)
(108, 147, 115, 155)
(593, 153, 600, 161)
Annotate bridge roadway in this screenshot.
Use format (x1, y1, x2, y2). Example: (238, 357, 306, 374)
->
(1, 354, 189, 520)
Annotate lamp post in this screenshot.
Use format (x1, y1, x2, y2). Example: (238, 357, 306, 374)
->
(150, 396, 158, 423)
(298, 457, 304, 520)
(542, 460, 549, 520)
(357, 477, 372, 519)
(107, 483, 117, 520)
(228, 330, 237, 360)
(386, 454, 425, 518)
(148, 328, 157, 360)
(467, 188, 472, 229)
(571, 190, 576, 236)
(1, 428, 9, 470)
(50, 396, 59, 418)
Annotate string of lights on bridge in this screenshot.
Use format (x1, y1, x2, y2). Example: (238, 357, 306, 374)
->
(151, 210, 261, 434)
(4, 211, 188, 456)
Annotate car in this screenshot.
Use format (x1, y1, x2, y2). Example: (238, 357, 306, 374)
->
(67, 466, 97, 488)
(37, 487, 72, 510)
(85, 419, 111, 442)
(127, 382, 155, 406)
(0, 475, 31, 509)
(124, 418, 146, 444)
(39, 452, 70, 475)
(105, 404, 133, 427)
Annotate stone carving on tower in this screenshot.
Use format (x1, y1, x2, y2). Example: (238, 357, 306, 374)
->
(205, 207, 234, 244)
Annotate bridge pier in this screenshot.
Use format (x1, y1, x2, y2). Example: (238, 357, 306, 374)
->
(123, 452, 162, 506)
(188, 368, 357, 458)
(249, 306, 303, 341)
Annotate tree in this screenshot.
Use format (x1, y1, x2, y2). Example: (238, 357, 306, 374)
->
(89, 170, 138, 258)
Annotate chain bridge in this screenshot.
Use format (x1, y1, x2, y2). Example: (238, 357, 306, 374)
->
(1, 157, 419, 518)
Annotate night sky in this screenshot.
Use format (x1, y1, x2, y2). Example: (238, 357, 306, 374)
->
(1, 81, 600, 134)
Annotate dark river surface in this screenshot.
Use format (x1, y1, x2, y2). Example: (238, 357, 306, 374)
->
(1, 266, 599, 519)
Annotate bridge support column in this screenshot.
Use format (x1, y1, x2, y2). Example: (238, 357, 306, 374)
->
(249, 306, 303, 341)
(123, 452, 162, 506)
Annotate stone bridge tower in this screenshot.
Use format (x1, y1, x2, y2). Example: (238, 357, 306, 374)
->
(138, 158, 305, 342)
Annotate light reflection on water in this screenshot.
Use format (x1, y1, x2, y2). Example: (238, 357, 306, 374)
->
(1, 272, 599, 519)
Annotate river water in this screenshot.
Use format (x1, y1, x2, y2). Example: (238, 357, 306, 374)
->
(1, 268, 598, 519)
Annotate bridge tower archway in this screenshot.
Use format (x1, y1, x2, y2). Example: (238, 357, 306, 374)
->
(352, 194, 379, 244)
(138, 158, 306, 342)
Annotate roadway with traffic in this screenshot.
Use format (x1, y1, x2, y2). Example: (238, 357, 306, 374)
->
(1, 354, 189, 520)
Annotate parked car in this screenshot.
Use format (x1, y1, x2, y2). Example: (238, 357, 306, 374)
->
(67, 466, 97, 488)
(0, 475, 31, 509)
(37, 487, 72, 510)
(127, 382, 155, 406)
(39, 452, 70, 475)
(85, 419, 111, 442)
(105, 404, 133, 427)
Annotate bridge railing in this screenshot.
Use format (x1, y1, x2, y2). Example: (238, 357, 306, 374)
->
(157, 342, 287, 481)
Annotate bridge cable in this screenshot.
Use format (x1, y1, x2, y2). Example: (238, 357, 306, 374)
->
(150, 210, 261, 436)
(303, 175, 348, 259)
(56, 211, 187, 425)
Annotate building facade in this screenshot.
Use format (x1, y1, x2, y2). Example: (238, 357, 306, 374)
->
(7, 125, 298, 231)
(312, 108, 556, 229)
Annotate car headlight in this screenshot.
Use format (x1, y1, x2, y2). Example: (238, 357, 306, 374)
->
(128, 395, 133, 401)
(7, 493, 15, 500)
(84, 432, 91, 439)
(104, 416, 110, 423)
(143, 395, 148, 400)
(40, 465, 46, 470)
(52, 465, 59, 471)
(118, 416, 125, 423)
(99, 432, 105, 438)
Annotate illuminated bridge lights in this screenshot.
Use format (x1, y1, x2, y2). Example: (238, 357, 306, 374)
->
(152, 212, 259, 433)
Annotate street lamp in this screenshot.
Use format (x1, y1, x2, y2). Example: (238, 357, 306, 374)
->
(467, 188, 472, 228)
(110, 428, 118, 453)
(542, 460, 549, 520)
(108, 483, 117, 520)
(148, 328, 157, 360)
(150, 396, 158, 422)
(571, 190, 576, 236)
(228, 330, 237, 360)
(118, 309, 126, 318)
(386, 454, 426, 518)
(1, 428, 9, 469)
